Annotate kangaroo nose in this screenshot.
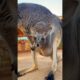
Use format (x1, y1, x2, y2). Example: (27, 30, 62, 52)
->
(37, 44, 39, 47)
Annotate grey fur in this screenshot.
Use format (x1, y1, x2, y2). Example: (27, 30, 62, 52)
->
(18, 3, 62, 75)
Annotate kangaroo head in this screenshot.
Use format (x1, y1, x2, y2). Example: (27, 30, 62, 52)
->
(30, 21, 52, 47)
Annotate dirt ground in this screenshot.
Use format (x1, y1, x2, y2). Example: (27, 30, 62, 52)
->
(18, 49, 62, 80)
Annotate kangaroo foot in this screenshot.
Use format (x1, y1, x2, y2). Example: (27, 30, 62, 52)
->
(45, 71, 54, 80)
(18, 65, 38, 77)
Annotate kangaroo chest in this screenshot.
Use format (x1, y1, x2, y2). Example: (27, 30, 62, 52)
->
(36, 47, 52, 56)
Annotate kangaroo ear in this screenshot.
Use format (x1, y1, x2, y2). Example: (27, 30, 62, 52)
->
(34, 21, 46, 33)
(30, 27, 36, 36)
(35, 21, 46, 27)
(42, 32, 46, 36)
(34, 21, 52, 33)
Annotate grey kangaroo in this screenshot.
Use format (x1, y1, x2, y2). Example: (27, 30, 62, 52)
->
(18, 3, 62, 77)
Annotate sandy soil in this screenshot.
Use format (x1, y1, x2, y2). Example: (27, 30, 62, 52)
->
(18, 50, 62, 80)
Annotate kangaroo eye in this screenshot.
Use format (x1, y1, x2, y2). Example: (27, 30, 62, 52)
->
(41, 37, 44, 41)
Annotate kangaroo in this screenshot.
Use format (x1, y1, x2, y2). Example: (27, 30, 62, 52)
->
(18, 3, 62, 77)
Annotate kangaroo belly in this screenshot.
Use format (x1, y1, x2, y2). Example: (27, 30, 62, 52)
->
(38, 48, 52, 57)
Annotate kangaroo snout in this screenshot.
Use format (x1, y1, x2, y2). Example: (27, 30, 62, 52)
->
(37, 43, 39, 47)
